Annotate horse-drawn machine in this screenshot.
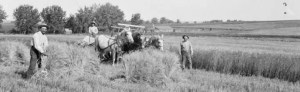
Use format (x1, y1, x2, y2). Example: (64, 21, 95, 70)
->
(76, 23, 163, 65)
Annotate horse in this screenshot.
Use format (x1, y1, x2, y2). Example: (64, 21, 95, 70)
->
(144, 35, 164, 50)
(94, 30, 134, 66)
(121, 32, 145, 53)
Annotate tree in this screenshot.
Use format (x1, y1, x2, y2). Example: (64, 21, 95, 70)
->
(0, 5, 7, 25)
(167, 19, 174, 23)
(160, 17, 167, 24)
(41, 5, 66, 34)
(13, 5, 40, 34)
(65, 15, 79, 33)
(151, 17, 158, 24)
(94, 3, 124, 32)
(176, 19, 181, 24)
(75, 6, 94, 33)
(130, 13, 143, 25)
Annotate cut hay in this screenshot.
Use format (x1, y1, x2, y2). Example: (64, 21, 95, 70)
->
(122, 48, 185, 87)
(45, 42, 91, 80)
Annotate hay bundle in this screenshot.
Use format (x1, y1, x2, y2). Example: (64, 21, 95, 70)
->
(45, 42, 89, 80)
(122, 48, 183, 87)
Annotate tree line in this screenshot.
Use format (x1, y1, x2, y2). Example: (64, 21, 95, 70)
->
(0, 4, 182, 34)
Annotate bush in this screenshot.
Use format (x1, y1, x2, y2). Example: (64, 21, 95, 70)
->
(122, 48, 184, 87)
(8, 28, 19, 34)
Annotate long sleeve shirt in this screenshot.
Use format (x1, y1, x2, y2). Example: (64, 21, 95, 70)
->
(180, 41, 193, 55)
(30, 31, 49, 53)
(89, 26, 98, 35)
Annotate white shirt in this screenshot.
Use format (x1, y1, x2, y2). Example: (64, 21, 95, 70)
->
(89, 26, 98, 35)
(180, 40, 193, 55)
(30, 31, 48, 53)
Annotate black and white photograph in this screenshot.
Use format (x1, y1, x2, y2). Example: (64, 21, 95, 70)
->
(0, 0, 300, 92)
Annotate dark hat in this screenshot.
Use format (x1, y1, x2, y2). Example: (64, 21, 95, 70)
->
(91, 21, 96, 25)
(182, 35, 189, 39)
(37, 22, 49, 29)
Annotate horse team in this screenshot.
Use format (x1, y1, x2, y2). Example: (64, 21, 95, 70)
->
(87, 26, 164, 65)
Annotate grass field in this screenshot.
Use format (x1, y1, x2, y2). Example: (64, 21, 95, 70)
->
(1, 34, 300, 92)
(1, 20, 300, 92)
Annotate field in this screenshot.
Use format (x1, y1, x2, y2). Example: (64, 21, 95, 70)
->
(1, 34, 300, 92)
(1, 20, 300, 92)
(170, 20, 300, 39)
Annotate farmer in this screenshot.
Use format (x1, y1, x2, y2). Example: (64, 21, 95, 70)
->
(89, 21, 98, 38)
(26, 23, 49, 78)
(123, 26, 131, 32)
(180, 35, 193, 70)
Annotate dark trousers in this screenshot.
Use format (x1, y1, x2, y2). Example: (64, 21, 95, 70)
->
(181, 51, 192, 70)
(26, 46, 42, 78)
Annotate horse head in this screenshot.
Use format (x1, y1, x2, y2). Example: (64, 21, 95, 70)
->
(144, 34, 164, 50)
(119, 30, 134, 44)
(156, 34, 164, 50)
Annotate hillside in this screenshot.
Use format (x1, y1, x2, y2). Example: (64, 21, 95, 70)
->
(171, 20, 300, 31)
(167, 20, 300, 38)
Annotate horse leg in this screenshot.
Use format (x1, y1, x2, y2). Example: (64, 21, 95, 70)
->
(112, 49, 116, 66)
(99, 51, 106, 62)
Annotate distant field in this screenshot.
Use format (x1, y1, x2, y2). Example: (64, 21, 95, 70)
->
(165, 20, 300, 39)
(239, 27, 300, 36)
(172, 20, 300, 31)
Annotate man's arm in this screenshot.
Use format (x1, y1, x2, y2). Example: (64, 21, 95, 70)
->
(88, 27, 92, 34)
(189, 42, 193, 55)
(33, 35, 44, 53)
(42, 37, 49, 56)
(179, 42, 182, 55)
(44, 36, 49, 51)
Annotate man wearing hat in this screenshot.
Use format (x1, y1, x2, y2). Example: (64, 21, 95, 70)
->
(26, 22, 49, 78)
(180, 35, 193, 70)
(123, 26, 131, 32)
(89, 21, 98, 38)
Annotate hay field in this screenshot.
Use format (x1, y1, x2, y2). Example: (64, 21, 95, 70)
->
(170, 20, 300, 39)
(172, 20, 300, 31)
(1, 34, 300, 92)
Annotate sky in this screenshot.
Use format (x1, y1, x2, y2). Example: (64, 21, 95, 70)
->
(0, 0, 300, 22)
